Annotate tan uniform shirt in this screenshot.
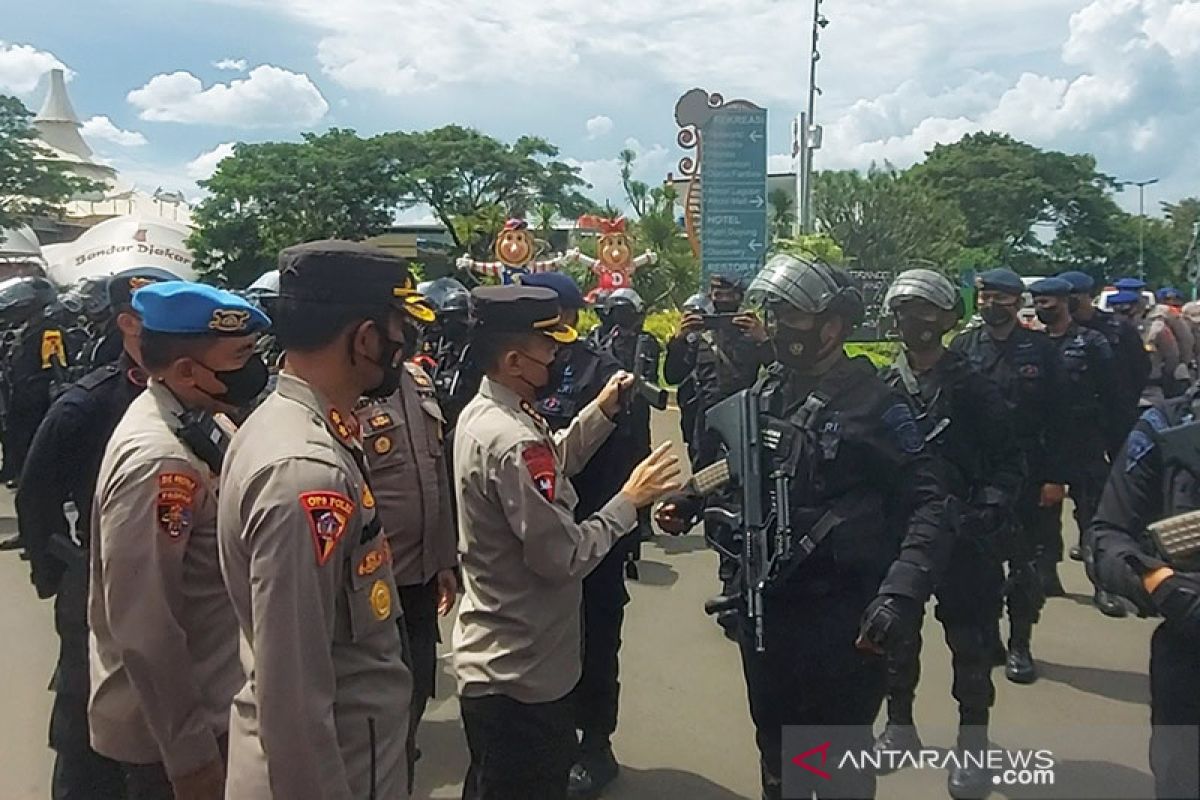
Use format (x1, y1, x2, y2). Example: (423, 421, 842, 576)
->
(356, 363, 456, 587)
(88, 381, 240, 776)
(452, 378, 637, 704)
(218, 372, 411, 800)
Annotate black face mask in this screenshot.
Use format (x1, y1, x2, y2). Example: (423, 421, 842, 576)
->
(1067, 296, 1082, 315)
(772, 324, 827, 371)
(519, 347, 568, 400)
(607, 307, 641, 331)
(712, 299, 740, 314)
(897, 317, 943, 351)
(198, 354, 269, 408)
(1035, 306, 1063, 326)
(364, 334, 405, 400)
(979, 305, 1016, 327)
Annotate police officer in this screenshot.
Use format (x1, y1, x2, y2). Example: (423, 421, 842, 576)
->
(17, 267, 175, 800)
(1059, 270, 1149, 456)
(875, 270, 1023, 799)
(1112, 279, 1183, 404)
(1155, 287, 1196, 378)
(1091, 397, 1200, 799)
(90, 282, 270, 799)
(85, 268, 182, 370)
(663, 292, 715, 464)
(950, 268, 1070, 684)
(1029, 277, 1127, 617)
(658, 254, 951, 800)
(524, 272, 641, 798)
(418, 276, 477, 430)
(355, 301, 458, 791)
(219, 241, 419, 799)
(452, 285, 680, 800)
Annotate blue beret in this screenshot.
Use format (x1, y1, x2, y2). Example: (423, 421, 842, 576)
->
(1030, 277, 1072, 297)
(975, 268, 1024, 295)
(133, 282, 271, 335)
(1115, 277, 1146, 291)
(1108, 290, 1141, 305)
(1157, 287, 1184, 303)
(1056, 271, 1094, 293)
(519, 272, 586, 310)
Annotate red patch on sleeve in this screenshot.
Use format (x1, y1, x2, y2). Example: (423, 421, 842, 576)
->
(157, 472, 197, 539)
(299, 491, 355, 566)
(521, 444, 558, 502)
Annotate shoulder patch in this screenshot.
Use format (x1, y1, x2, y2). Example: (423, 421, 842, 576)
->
(40, 330, 67, 369)
(1125, 430, 1155, 473)
(365, 411, 396, 432)
(404, 362, 433, 387)
(521, 443, 558, 502)
(1142, 406, 1170, 433)
(357, 538, 390, 577)
(882, 402, 924, 455)
(299, 491, 355, 566)
(157, 472, 197, 539)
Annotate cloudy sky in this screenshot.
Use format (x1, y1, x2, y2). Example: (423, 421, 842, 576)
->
(2, 0, 1197, 218)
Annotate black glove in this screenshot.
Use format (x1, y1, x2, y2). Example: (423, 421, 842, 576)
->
(653, 492, 703, 536)
(856, 594, 921, 655)
(1152, 573, 1200, 639)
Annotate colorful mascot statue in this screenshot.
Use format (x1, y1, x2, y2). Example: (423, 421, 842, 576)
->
(455, 218, 568, 285)
(568, 215, 657, 303)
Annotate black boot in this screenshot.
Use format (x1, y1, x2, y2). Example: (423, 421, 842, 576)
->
(1068, 545, 1083, 561)
(568, 740, 619, 799)
(1093, 589, 1128, 618)
(872, 721, 923, 774)
(1005, 625, 1037, 684)
(947, 723, 991, 799)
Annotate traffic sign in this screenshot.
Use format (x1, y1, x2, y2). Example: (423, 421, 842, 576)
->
(701, 106, 768, 285)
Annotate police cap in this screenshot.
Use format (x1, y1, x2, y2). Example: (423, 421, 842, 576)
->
(108, 267, 181, 309)
(1056, 271, 1095, 294)
(1108, 290, 1141, 306)
(278, 239, 435, 324)
(471, 285, 577, 344)
(1114, 277, 1147, 291)
(975, 269, 1025, 296)
(520, 272, 586, 310)
(1157, 287, 1185, 304)
(1029, 277, 1072, 298)
(133, 282, 271, 335)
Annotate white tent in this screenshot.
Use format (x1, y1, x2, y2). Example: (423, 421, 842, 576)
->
(42, 215, 197, 286)
(0, 226, 43, 260)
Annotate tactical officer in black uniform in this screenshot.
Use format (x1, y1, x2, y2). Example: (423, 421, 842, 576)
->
(1059, 270, 1149, 455)
(950, 268, 1069, 684)
(1091, 397, 1200, 799)
(658, 254, 951, 800)
(17, 267, 175, 800)
(875, 270, 1023, 799)
(524, 272, 641, 799)
(418, 277, 477, 432)
(663, 292, 714, 464)
(1029, 277, 1128, 618)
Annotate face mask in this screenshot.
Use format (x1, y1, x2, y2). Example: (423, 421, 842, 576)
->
(1035, 306, 1063, 326)
(364, 332, 405, 400)
(897, 317, 943, 351)
(518, 347, 568, 400)
(197, 354, 269, 408)
(1067, 296, 1082, 315)
(712, 299, 740, 314)
(608, 307, 640, 331)
(979, 304, 1016, 327)
(772, 324, 827, 371)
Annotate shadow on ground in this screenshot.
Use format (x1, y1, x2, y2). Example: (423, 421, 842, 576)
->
(1037, 660, 1149, 705)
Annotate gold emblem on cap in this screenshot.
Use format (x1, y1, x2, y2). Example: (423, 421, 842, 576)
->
(370, 579, 391, 620)
(209, 309, 250, 333)
(128, 277, 154, 290)
(374, 435, 392, 455)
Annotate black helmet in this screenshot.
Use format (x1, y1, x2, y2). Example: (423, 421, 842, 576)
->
(884, 268, 963, 317)
(422, 277, 472, 315)
(605, 287, 646, 314)
(0, 276, 57, 321)
(682, 293, 715, 315)
(746, 254, 864, 326)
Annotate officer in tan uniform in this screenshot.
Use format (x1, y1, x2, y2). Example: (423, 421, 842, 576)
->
(219, 240, 433, 800)
(453, 285, 681, 800)
(356, 358, 457, 788)
(89, 282, 271, 800)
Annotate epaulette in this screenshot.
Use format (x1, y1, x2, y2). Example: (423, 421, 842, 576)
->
(76, 364, 122, 392)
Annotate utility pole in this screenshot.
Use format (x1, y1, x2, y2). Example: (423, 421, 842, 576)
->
(1116, 177, 1159, 280)
(797, 0, 827, 235)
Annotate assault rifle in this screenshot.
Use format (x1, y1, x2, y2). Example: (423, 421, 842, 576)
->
(1148, 419, 1200, 570)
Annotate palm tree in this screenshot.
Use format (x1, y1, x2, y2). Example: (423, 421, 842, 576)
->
(768, 188, 795, 241)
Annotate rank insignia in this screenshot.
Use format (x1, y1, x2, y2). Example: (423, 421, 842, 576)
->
(370, 579, 392, 620)
(208, 309, 250, 333)
(358, 543, 388, 577)
(328, 408, 359, 442)
(374, 435, 392, 455)
(157, 472, 198, 539)
(299, 491, 354, 566)
(368, 412, 394, 431)
(521, 443, 557, 502)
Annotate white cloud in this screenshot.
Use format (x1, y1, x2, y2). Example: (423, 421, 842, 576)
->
(186, 142, 237, 180)
(81, 115, 148, 147)
(213, 58, 248, 72)
(585, 115, 613, 139)
(566, 137, 672, 210)
(127, 65, 329, 127)
(0, 41, 67, 95)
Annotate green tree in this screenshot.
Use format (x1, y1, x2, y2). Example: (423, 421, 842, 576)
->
(379, 126, 596, 255)
(813, 165, 966, 269)
(189, 129, 403, 286)
(0, 95, 100, 229)
(768, 188, 795, 241)
(772, 233, 845, 264)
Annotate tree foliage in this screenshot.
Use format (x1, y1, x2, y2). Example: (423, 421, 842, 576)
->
(0, 95, 101, 230)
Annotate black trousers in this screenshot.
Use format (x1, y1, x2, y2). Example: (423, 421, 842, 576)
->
(461, 693, 575, 800)
(52, 735, 125, 800)
(1005, 483, 1049, 640)
(1150, 623, 1200, 800)
(1035, 460, 1107, 566)
(119, 736, 227, 800)
(739, 592, 885, 800)
(399, 580, 440, 787)
(887, 538, 1002, 728)
(572, 544, 629, 745)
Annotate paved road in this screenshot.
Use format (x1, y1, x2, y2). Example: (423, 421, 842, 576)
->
(0, 409, 1160, 799)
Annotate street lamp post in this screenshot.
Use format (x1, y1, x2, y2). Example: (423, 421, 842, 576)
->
(797, 0, 827, 235)
(1117, 177, 1160, 279)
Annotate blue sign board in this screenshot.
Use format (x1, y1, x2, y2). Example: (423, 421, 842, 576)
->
(701, 107, 768, 285)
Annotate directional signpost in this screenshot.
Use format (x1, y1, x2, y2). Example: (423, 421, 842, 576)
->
(700, 105, 768, 286)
